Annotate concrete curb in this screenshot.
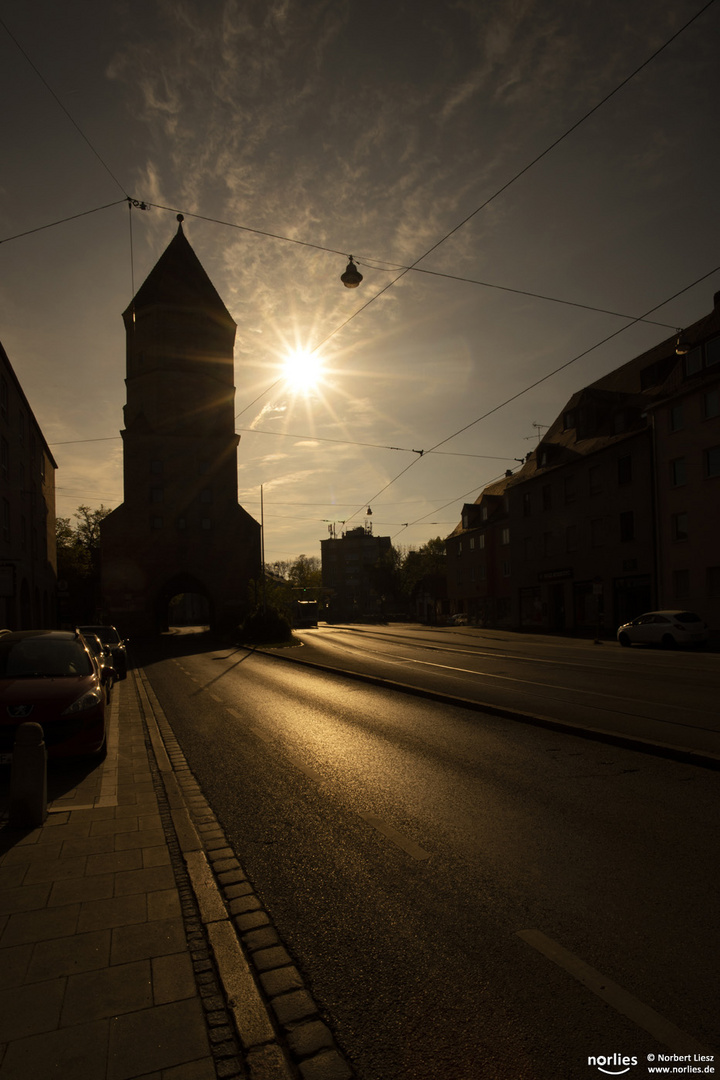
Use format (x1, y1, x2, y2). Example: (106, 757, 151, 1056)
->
(254, 646, 720, 771)
(133, 668, 355, 1080)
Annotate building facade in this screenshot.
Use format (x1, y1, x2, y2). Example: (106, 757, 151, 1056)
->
(447, 291, 720, 635)
(321, 526, 392, 621)
(0, 342, 57, 629)
(101, 221, 261, 637)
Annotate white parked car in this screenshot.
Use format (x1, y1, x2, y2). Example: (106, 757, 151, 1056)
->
(617, 610, 709, 649)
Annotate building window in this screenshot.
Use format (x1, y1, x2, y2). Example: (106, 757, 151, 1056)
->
(176, 518, 187, 531)
(683, 348, 702, 377)
(672, 512, 688, 541)
(0, 378, 7, 422)
(478, 563, 486, 581)
(1, 437, 8, 480)
(523, 492, 531, 517)
(151, 516, 163, 530)
(542, 485, 552, 511)
(669, 404, 684, 431)
(481, 506, 488, 522)
(201, 486, 212, 503)
(672, 569, 690, 598)
(564, 476, 575, 504)
(478, 534, 485, 550)
(523, 537, 532, 561)
(543, 532, 552, 557)
(501, 528, 510, 545)
(705, 446, 720, 478)
(703, 388, 720, 419)
(462, 515, 469, 529)
(708, 566, 720, 598)
(588, 466, 602, 495)
(619, 511, 634, 542)
(591, 518, 604, 547)
(617, 456, 632, 485)
(150, 486, 163, 504)
(566, 524, 578, 552)
(469, 537, 475, 550)
(18, 412, 25, 446)
(670, 458, 686, 487)
(707, 336, 720, 366)
(563, 410, 576, 430)
(457, 541, 462, 555)
(151, 459, 163, 474)
(1, 499, 9, 543)
(201, 518, 212, 530)
(502, 560, 511, 577)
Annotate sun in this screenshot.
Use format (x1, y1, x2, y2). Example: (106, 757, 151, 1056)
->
(282, 349, 323, 393)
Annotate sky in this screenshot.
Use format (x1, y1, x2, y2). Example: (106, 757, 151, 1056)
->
(1, 0, 719, 565)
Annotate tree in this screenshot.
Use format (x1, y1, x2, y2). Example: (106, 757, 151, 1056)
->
(56, 505, 112, 623)
(56, 505, 111, 576)
(402, 537, 447, 620)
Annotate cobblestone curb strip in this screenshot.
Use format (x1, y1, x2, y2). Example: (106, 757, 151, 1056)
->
(133, 669, 355, 1080)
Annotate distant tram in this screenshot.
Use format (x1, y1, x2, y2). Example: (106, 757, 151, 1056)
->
(294, 599, 319, 628)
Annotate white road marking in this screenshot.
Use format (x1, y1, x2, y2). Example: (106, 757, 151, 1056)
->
(517, 929, 710, 1054)
(390, 654, 695, 717)
(359, 812, 431, 861)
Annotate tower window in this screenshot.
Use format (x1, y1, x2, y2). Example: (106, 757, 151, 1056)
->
(151, 459, 163, 475)
(201, 518, 212, 530)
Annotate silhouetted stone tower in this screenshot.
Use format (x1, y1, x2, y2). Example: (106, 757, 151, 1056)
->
(101, 219, 260, 636)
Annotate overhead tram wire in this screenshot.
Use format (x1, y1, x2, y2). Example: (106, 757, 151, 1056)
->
(236, 426, 515, 461)
(343, 260, 720, 531)
(227, 2, 714, 420)
(0, 200, 129, 246)
(0, 15, 130, 200)
(284, 0, 718, 361)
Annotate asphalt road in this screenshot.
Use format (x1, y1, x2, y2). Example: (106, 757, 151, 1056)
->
(140, 629, 719, 1079)
(279, 623, 720, 758)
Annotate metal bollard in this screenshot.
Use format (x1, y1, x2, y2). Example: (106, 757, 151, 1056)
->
(9, 722, 48, 828)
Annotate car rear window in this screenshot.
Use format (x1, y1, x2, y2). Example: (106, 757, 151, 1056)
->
(676, 612, 701, 622)
(0, 638, 94, 678)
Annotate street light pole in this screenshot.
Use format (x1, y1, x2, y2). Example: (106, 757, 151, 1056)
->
(260, 484, 266, 614)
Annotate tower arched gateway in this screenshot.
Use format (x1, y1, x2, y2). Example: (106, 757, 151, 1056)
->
(101, 220, 260, 637)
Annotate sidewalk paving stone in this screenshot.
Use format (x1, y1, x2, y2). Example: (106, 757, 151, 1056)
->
(0, 1017, 110, 1080)
(0, 978, 66, 1041)
(110, 915, 187, 965)
(61, 959, 153, 1025)
(107, 997, 210, 1080)
(25, 927, 111, 981)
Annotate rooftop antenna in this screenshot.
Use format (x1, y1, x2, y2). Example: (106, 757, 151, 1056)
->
(523, 421, 548, 441)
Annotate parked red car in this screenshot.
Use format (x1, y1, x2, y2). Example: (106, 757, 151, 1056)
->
(0, 630, 110, 761)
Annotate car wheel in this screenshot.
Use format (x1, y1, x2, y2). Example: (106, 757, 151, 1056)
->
(618, 633, 631, 647)
(661, 634, 677, 649)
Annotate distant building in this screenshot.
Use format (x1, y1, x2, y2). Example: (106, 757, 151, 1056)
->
(101, 221, 261, 636)
(447, 290, 720, 634)
(0, 341, 57, 629)
(321, 525, 391, 621)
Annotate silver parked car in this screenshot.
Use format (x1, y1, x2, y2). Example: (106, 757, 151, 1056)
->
(617, 610, 709, 649)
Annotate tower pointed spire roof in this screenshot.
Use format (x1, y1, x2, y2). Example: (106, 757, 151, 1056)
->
(126, 216, 234, 324)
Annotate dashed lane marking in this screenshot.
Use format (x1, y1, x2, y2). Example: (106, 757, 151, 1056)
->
(359, 812, 431, 861)
(517, 929, 710, 1054)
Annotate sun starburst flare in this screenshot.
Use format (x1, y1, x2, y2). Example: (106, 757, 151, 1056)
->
(282, 349, 323, 393)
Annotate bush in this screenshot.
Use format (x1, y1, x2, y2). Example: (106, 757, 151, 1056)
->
(239, 606, 293, 645)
